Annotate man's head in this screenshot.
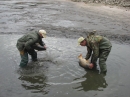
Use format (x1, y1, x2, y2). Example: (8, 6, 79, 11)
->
(78, 37, 87, 46)
(39, 30, 47, 38)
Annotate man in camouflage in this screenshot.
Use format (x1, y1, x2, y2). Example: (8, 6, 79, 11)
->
(78, 31, 112, 74)
(16, 30, 47, 67)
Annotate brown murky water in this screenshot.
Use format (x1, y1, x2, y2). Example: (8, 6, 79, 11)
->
(0, 0, 130, 97)
(0, 35, 130, 97)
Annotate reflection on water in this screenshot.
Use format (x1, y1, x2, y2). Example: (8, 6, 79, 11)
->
(18, 75, 49, 94)
(1, 35, 130, 97)
(16, 59, 53, 94)
(74, 70, 107, 92)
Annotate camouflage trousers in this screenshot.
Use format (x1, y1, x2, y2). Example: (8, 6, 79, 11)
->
(19, 49, 37, 67)
(99, 47, 112, 73)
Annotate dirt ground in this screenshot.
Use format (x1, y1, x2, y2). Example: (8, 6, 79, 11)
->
(0, 0, 130, 43)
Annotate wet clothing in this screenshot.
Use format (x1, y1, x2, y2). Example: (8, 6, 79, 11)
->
(85, 35, 112, 72)
(16, 32, 46, 67)
(19, 49, 37, 67)
(16, 32, 45, 51)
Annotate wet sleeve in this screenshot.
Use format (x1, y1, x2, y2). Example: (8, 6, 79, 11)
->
(91, 43, 99, 64)
(42, 41, 45, 46)
(85, 47, 92, 60)
(39, 39, 45, 46)
(32, 43, 46, 51)
(25, 38, 37, 50)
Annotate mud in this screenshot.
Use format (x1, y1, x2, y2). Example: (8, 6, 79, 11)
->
(71, 0, 130, 7)
(0, 0, 130, 44)
(0, 0, 130, 97)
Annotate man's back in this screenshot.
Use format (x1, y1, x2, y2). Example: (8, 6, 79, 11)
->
(18, 32, 38, 42)
(86, 35, 112, 50)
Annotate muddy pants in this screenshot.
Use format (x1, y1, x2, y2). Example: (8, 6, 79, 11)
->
(99, 47, 111, 73)
(19, 49, 37, 67)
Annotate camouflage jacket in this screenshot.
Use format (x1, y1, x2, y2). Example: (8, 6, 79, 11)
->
(16, 32, 45, 51)
(85, 35, 112, 64)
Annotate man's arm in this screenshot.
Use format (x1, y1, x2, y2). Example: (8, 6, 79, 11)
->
(32, 43, 46, 51)
(85, 46, 92, 60)
(25, 38, 37, 50)
(39, 38, 45, 46)
(91, 43, 99, 64)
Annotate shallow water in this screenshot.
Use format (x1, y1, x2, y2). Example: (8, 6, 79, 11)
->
(0, 35, 130, 97)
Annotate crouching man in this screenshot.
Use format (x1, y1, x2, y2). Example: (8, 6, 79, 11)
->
(78, 31, 112, 74)
(16, 29, 47, 67)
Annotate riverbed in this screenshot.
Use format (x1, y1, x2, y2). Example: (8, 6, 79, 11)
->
(0, 0, 130, 97)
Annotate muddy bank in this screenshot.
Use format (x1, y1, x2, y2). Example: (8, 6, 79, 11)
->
(33, 25, 130, 44)
(0, 0, 130, 44)
(71, 0, 130, 7)
(2, 24, 130, 44)
(0, 0, 130, 97)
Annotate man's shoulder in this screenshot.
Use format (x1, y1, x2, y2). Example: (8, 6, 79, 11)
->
(86, 35, 101, 45)
(27, 31, 37, 35)
(27, 32, 38, 37)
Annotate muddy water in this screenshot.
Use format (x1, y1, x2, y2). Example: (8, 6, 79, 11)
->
(0, 35, 130, 97)
(0, 0, 130, 97)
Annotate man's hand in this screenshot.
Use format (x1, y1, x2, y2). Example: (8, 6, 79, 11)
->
(89, 63, 94, 69)
(44, 45, 47, 49)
